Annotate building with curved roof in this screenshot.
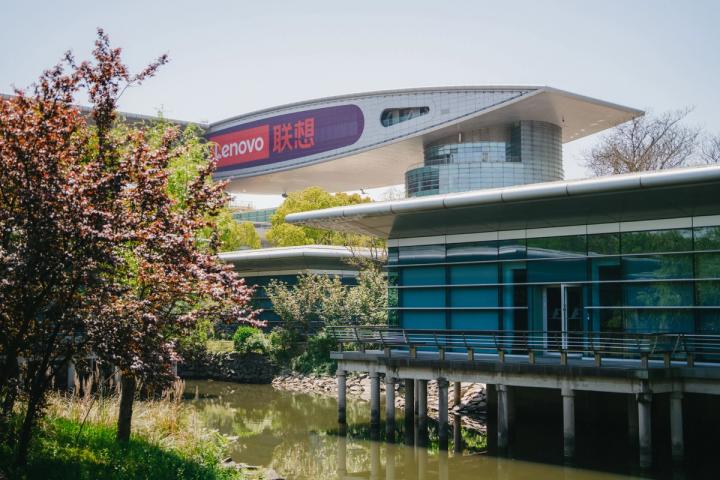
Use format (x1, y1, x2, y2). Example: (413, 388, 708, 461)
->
(206, 86, 642, 196)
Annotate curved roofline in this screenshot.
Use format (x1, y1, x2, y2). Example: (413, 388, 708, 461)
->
(218, 245, 382, 262)
(209, 85, 543, 129)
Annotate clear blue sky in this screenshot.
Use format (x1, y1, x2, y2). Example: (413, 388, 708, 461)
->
(2, 0, 719, 207)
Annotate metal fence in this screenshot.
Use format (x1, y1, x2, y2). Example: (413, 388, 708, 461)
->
(327, 326, 720, 367)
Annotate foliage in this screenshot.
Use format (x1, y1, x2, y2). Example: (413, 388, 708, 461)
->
(232, 326, 266, 354)
(584, 108, 701, 176)
(266, 187, 380, 249)
(266, 328, 299, 365)
(0, 29, 260, 460)
(265, 269, 388, 338)
(0, 388, 241, 480)
(290, 331, 338, 376)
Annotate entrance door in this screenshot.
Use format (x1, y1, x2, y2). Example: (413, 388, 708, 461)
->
(544, 285, 583, 351)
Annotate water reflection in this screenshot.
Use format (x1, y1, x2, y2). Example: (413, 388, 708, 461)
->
(186, 380, 639, 480)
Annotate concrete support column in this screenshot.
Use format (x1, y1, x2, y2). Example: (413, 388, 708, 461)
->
(627, 394, 638, 447)
(561, 387, 576, 458)
(385, 376, 396, 441)
(370, 441, 380, 480)
(638, 393, 652, 469)
(67, 360, 76, 393)
(417, 379, 428, 446)
(453, 381, 461, 407)
(370, 372, 380, 429)
(404, 379, 415, 445)
(336, 435, 347, 478)
(438, 378, 449, 451)
(670, 392, 684, 462)
(497, 384, 509, 451)
(453, 413, 463, 453)
(337, 370, 347, 424)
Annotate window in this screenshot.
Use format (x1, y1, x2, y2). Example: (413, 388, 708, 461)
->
(380, 107, 429, 127)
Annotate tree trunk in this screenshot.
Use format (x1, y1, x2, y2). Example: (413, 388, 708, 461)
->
(15, 373, 45, 467)
(117, 374, 136, 442)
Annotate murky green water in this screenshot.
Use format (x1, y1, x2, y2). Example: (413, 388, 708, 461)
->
(185, 380, 648, 480)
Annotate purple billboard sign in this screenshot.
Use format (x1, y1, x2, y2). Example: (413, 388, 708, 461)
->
(209, 104, 364, 172)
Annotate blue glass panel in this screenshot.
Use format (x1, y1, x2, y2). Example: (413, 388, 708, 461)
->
(402, 266, 445, 286)
(450, 287, 498, 307)
(402, 310, 445, 329)
(699, 310, 720, 333)
(527, 259, 588, 283)
(498, 239, 526, 259)
(451, 311, 498, 330)
(449, 264, 497, 284)
(401, 288, 445, 308)
(388, 247, 399, 265)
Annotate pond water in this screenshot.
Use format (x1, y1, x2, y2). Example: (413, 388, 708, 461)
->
(185, 380, 652, 480)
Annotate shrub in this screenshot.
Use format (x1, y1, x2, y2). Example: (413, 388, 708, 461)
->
(266, 328, 298, 365)
(233, 326, 266, 354)
(291, 331, 337, 376)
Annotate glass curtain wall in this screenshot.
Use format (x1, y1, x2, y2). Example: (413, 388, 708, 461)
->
(388, 225, 720, 336)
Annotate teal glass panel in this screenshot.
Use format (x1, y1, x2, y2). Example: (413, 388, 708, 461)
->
(588, 233, 620, 256)
(526, 235, 586, 259)
(498, 239, 526, 259)
(398, 244, 445, 264)
(621, 228, 693, 254)
(622, 254, 693, 280)
(593, 309, 624, 332)
(402, 266, 445, 286)
(527, 258, 587, 283)
(449, 264, 498, 284)
(694, 226, 720, 250)
(624, 282, 693, 307)
(447, 241, 498, 262)
(449, 287, 498, 307)
(401, 288, 445, 308)
(624, 309, 694, 333)
(450, 311, 499, 330)
(402, 310, 445, 329)
(696, 252, 720, 277)
(697, 281, 720, 306)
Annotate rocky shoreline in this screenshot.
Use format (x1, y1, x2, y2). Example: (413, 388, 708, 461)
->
(271, 373, 487, 433)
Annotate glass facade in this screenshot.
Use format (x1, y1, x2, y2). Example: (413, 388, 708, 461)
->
(405, 121, 562, 197)
(380, 107, 430, 127)
(388, 225, 720, 336)
(233, 207, 276, 224)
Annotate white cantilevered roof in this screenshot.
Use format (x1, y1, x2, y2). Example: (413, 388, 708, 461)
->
(219, 245, 381, 274)
(285, 165, 720, 239)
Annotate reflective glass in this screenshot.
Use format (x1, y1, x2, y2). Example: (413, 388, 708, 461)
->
(527, 235, 586, 259)
(527, 259, 587, 283)
(622, 254, 693, 280)
(449, 264, 497, 284)
(624, 282, 693, 307)
(621, 228, 693, 254)
(694, 226, 720, 250)
(446, 241, 498, 262)
(398, 244, 445, 264)
(498, 239, 526, 259)
(588, 233, 620, 256)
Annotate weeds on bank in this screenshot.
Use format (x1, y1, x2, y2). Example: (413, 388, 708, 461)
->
(1, 379, 243, 480)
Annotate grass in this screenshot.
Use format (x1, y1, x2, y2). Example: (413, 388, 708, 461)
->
(1, 380, 243, 480)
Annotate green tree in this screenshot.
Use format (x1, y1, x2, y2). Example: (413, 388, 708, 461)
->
(266, 187, 375, 247)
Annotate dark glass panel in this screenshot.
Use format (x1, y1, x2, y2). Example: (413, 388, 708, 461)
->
(624, 309, 694, 333)
(698, 310, 720, 333)
(381, 107, 430, 127)
(588, 233, 620, 256)
(387, 247, 399, 265)
(498, 239, 526, 259)
(398, 244, 445, 264)
(694, 226, 720, 250)
(622, 254, 693, 280)
(697, 281, 720, 306)
(621, 228, 693, 254)
(526, 235, 586, 259)
(450, 311, 499, 330)
(401, 288, 445, 308)
(624, 282, 693, 307)
(446, 241, 498, 262)
(449, 287, 499, 307)
(696, 253, 720, 278)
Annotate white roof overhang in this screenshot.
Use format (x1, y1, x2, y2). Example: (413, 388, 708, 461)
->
(285, 165, 720, 239)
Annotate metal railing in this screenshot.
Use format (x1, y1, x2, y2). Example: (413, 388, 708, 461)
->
(327, 326, 720, 367)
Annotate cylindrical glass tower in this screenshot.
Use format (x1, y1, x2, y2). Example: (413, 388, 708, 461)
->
(405, 120, 563, 197)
